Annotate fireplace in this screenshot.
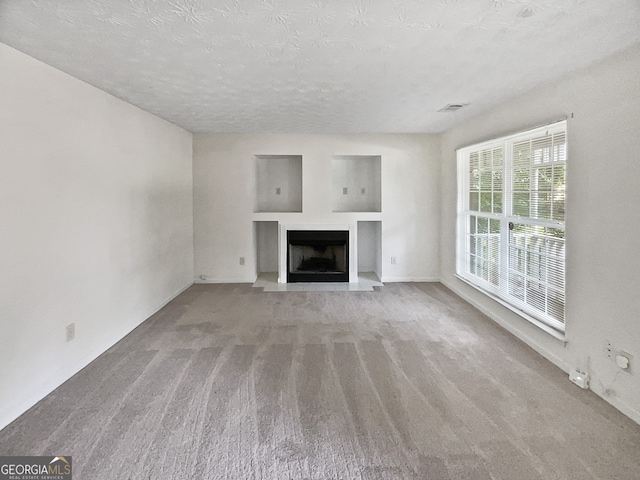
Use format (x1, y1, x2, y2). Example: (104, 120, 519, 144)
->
(287, 230, 349, 282)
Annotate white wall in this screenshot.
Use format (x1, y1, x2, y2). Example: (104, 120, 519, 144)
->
(0, 43, 194, 429)
(440, 43, 640, 423)
(193, 134, 440, 283)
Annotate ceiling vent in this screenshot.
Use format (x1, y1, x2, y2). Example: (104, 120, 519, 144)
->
(438, 103, 468, 112)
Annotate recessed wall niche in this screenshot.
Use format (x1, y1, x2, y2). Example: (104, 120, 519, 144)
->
(332, 155, 381, 212)
(357, 221, 382, 280)
(254, 155, 302, 213)
(254, 221, 278, 274)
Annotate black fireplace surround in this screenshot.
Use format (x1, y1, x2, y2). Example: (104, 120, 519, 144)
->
(287, 230, 349, 283)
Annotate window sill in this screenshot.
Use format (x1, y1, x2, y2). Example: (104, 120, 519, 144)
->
(454, 274, 567, 343)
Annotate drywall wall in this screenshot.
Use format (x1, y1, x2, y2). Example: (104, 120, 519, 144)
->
(440, 43, 640, 423)
(0, 43, 194, 429)
(193, 134, 440, 283)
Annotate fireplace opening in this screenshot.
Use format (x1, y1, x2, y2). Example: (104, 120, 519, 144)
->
(287, 230, 349, 282)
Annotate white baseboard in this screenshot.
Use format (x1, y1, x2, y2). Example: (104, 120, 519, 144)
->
(195, 278, 254, 284)
(198, 275, 442, 284)
(589, 382, 640, 425)
(440, 277, 640, 427)
(0, 281, 193, 431)
(381, 276, 440, 283)
(440, 277, 571, 372)
(144, 281, 193, 318)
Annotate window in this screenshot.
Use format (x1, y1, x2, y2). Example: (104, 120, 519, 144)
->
(457, 121, 566, 332)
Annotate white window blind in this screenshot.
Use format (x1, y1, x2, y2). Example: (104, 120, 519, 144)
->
(457, 121, 567, 332)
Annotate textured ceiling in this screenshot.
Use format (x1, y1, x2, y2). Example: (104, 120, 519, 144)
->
(1, 0, 639, 133)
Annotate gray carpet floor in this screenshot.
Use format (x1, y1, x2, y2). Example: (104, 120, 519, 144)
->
(2, 283, 640, 479)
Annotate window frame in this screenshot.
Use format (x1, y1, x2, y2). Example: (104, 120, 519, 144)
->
(456, 121, 567, 334)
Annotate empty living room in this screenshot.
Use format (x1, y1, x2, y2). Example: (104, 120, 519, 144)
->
(1, 1, 640, 479)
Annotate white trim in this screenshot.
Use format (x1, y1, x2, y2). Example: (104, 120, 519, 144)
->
(442, 277, 569, 361)
(455, 274, 566, 341)
(0, 281, 194, 431)
(589, 382, 640, 426)
(441, 277, 640, 427)
(455, 116, 569, 151)
(195, 278, 254, 284)
(381, 276, 440, 282)
(456, 121, 567, 333)
(148, 281, 194, 318)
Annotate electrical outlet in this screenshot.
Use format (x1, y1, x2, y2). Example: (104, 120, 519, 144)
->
(276, 187, 281, 195)
(605, 341, 613, 359)
(569, 369, 589, 389)
(66, 323, 75, 342)
(361, 187, 366, 195)
(239, 257, 245, 265)
(391, 256, 397, 265)
(343, 187, 348, 195)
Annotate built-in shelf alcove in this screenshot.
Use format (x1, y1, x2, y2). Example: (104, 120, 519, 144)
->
(254, 221, 278, 276)
(357, 221, 382, 281)
(254, 155, 302, 213)
(332, 155, 381, 212)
